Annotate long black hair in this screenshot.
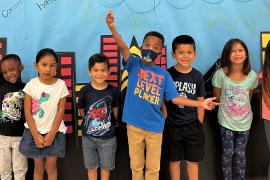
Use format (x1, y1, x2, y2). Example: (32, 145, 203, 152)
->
(263, 40, 270, 97)
(220, 38, 251, 76)
(36, 48, 58, 64)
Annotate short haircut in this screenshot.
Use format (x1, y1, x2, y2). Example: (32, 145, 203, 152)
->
(143, 31, 164, 47)
(88, 53, 110, 70)
(172, 35, 196, 53)
(1, 54, 23, 82)
(1, 54, 22, 64)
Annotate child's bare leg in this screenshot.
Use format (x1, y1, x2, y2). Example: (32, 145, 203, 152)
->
(100, 168, 110, 180)
(87, 168, 98, 180)
(34, 158, 45, 180)
(187, 161, 198, 180)
(45, 156, 58, 180)
(169, 161, 180, 180)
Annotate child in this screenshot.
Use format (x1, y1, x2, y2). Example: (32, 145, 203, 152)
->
(19, 48, 69, 180)
(106, 9, 219, 180)
(212, 39, 258, 180)
(0, 54, 27, 180)
(164, 35, 205, 180)
(258, 40, 270, 180)
(78, 53, 119, 180)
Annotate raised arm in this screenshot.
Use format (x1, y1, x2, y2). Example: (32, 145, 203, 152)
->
(106, 9, 130, 62)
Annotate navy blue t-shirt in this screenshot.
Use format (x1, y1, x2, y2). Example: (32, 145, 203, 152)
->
(0, 80, 25, 136)
(166, 67, 206, 125)
(78, 83, 120, 139)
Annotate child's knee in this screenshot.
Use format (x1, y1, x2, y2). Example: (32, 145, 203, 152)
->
(45, 164, 57, 175)
(234, 148, 245, 158)
(34, 164, 45, 174)
(223, 148, 234, 157)
(186, 161, 198, 167)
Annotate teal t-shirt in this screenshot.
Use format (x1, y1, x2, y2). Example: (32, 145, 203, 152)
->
(212, 69, 258, 131)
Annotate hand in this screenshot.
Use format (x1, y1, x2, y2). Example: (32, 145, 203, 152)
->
(202, 97, 223, 110)
(33, 133, 45, 148)
(44, 131, 56, 147)
(106, 9, 115, 29)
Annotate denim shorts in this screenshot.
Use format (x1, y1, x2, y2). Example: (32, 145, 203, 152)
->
(82, 135, 117, 170)
(19, 128, 66, 159)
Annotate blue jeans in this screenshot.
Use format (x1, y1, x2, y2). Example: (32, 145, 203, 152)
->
(220, 126, 249, 180)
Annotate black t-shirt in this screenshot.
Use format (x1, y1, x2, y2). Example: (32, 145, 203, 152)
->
(165, 67, 206, 125)
(78, 83, 120, 139)
(0, 80, 26, 136)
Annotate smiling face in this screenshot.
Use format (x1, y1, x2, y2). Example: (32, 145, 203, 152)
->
(1, 59, 22, 83)
(229, 42, 247, 65)
(172, 44, 196, 68)
(88, 62, 110, 86)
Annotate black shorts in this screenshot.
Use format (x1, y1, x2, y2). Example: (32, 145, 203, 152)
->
(163, 120, 205, 162)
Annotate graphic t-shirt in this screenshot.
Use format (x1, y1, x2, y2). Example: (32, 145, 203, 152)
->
(212, 69, 258, 131)
(166, 67, 206, 125)
(23, 78, 69, 134)
(78, 84, 119, 139)
(0, 80, 25, 136)
(122, 55, 179, 133)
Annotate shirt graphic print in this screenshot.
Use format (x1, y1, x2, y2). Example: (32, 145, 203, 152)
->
(83, 96, 112, 136)
(134, 68, 164, 105)
(1, 91, 24, 123)
(223, 85, 250, 123)
(32, 92, 50, 119)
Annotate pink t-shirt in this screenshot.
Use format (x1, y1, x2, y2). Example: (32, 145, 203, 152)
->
(258, 72, 270, 120)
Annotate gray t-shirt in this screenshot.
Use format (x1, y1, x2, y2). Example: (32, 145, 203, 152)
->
(212, 69, 258, 131)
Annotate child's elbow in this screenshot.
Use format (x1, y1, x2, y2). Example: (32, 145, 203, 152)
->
(171, 98, 177, 105)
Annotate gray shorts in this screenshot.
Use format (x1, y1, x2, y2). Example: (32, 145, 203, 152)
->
(19, 128, 66, 159)
(82, 135, 117, 170)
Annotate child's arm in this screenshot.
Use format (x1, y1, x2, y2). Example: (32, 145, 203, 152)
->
(213, 87, 221, 102)
(161, 99, 167, 119)
(197, 97, 205, 124)
(44, 97, 66, 146)
(249, 90, 254, 101)
(78, 108, 86, 120)
(112, 107, 119, 127)
(106, 9, 130, 62)
(171, 96, 219, 110)
(24, 93, 45, 148)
